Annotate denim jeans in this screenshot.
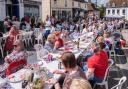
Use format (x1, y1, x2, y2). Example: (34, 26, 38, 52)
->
(83, 65, 103, 83)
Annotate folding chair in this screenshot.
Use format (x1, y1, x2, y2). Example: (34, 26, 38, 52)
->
(111, 76, 127, 89)
(93, 59, 114, 89)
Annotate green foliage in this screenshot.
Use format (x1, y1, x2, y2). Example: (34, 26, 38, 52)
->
(98, 5, 106, 18)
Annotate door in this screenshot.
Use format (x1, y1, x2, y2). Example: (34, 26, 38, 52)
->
(6, 4, 13, 18)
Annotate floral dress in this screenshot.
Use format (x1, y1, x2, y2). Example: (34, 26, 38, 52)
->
(4, 50, 28, 63)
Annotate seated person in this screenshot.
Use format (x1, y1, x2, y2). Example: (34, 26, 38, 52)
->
(61, 30, 70, 43)
(96, 35, 109, 52)
(49, 52, 86, 89)
(86, 42, 108, 83)
(104, 31, 113, 50)
(54, 31, 64, 49)
(4, 40, 27, 64)
(70, 78, 92, 89)
(120, 36, 126, 48)
(44, 34, 55, 52)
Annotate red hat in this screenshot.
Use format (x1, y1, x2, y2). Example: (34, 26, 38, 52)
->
(55, 31, 60, 36)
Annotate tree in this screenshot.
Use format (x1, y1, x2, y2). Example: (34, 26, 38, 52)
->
(99, 5, 106, 18)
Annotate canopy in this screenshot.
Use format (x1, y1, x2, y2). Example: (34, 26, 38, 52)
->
(105, 15, 125, 19)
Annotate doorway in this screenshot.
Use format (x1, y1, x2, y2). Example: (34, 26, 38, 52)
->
(6, 0, 19, 19)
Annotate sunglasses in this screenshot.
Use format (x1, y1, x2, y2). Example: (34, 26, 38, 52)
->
(14, 45, 18, 47)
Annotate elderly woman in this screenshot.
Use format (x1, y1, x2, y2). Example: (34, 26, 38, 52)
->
(44, 34, 55, 52)
(49, 52, 86, 89)
(4, 25, 20, 51)
(4, 40, 27, 64)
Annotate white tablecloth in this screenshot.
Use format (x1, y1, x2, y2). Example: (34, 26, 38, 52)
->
(8, 61, 61, 89)
(1, 32, 94, 89)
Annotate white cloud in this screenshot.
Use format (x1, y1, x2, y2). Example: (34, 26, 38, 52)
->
(91, 0, 109, 5)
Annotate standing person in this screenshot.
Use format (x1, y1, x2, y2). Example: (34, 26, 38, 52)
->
(4, 25, 20, 52)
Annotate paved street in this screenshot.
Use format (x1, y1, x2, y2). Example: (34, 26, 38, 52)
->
(0, 30, 128, 89)
(107, 29, 128, 89)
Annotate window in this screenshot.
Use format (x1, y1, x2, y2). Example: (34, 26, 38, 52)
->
(117, 10, 120, 14)
(122, 9, 125, 15)
(65, 0, 67, 7)
(72, 2, 74, 7)
(106, 3, 110, 7)
(85, 4, 87, 8)
(107, 10, 110, 14)
(112, 10, 115, 15)
(54, 0, 57, 4)
(78, 2, 81, 7)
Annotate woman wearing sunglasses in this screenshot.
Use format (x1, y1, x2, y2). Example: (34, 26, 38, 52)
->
(4, 40, 28, 64)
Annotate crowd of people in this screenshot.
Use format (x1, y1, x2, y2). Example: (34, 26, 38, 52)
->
(0, 14, 127, 89)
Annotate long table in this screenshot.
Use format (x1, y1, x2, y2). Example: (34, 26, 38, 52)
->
(0, 32, 94, 89)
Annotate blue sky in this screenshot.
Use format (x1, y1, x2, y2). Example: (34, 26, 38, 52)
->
(85, 0, 109, 5)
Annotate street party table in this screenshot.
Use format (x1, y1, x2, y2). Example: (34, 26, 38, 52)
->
(0, 32, 94, 89)
(51, 32, 94, 59)
(2, 61, 61, 89)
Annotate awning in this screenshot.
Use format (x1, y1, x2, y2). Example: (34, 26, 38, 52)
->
(105, 15, 125, 19)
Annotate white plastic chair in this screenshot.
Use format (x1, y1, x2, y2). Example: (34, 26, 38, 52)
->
(93, 59, 114, 89)
(0, 37, 7, 58)
(33, 28, 42, 44)
(25, 31, 33, 46)
(111, 76, 127, 89)
(0, 37, 4, 58)
(34, 44, 49, 64)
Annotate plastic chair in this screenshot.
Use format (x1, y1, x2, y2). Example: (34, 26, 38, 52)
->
(93, 59, 114, 89)
(27, 31, 33, 46)
(33, 28, 40, 45)
(111, 76, 127, 89)
(6, 59, 27, 76)
(0, 37, 7, 58)
(34, 44, 49, 64)
(0, 38, 4, 58)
